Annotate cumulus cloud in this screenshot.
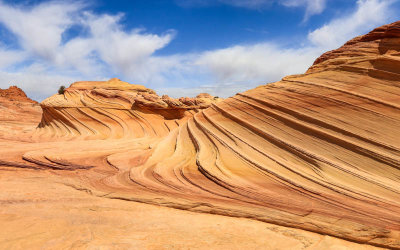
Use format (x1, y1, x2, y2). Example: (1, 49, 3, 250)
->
(83, 14, 174, 74)
(0, 1, 82, 62)
(196, 44, 319, 83)
(308, 0, 395, 49)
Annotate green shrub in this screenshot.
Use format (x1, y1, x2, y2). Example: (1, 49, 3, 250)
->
(58, 85, 66, 95)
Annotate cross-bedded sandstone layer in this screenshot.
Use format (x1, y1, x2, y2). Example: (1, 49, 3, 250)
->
(36, 78, 222, 140)
(1, 22, 400, 249)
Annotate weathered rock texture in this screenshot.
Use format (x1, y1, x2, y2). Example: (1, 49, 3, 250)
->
(36, 78, 222, 139)
(1, 22, 400, 249)
(0, 86, 37, 103)
(0, 86, 41, 140)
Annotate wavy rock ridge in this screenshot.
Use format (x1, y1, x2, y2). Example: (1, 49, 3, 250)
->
(94, 22, 400, 247)
(35, 78, 222, 139)
(1, 22, 400, 248)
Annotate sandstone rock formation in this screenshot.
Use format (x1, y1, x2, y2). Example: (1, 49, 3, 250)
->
(1, 22, 400, 249)
(0, 86, 37, 103)
(36, 78, 222, 139)
(0, 86, 41, 140)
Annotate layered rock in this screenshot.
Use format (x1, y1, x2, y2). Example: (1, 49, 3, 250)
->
(36, 78, 222, 139)
(311, 21, 400, 70)
(0, 86, 37, 103)
(81, 22, 400, 248)
(0, 86, 41, 140)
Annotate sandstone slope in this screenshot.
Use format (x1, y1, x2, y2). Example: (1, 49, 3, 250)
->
(87, 21, 400, 248)
(0, 86, 41, 141)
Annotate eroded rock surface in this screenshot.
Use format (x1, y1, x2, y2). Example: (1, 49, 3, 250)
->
(36, 78, 222, 139)
(0, 86, 41, 141)
(0, 86, 37, 103)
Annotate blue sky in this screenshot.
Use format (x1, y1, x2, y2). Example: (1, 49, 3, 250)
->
(0, 0, 399, 100)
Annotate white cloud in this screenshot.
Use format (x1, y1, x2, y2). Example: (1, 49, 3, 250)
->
(82, 13, 176, 82)
(282, 0, 326, 21)
(157, 82, 252, 98)
(308, 0, 395, 49)
(0, 48, 26, 68)
(196, 43, 319, 83)
(0, 66, 79, 101)
(0, 1, 82, 62)
(0, 1, 176, 77)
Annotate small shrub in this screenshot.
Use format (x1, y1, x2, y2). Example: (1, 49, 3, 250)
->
(58, 85, 66, 95)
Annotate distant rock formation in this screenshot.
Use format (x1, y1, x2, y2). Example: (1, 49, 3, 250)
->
(36, 78, 222, 139)
(0, 86, 41, 140)
(310, 21, 400, 69)
(0, 86, 37, 103)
